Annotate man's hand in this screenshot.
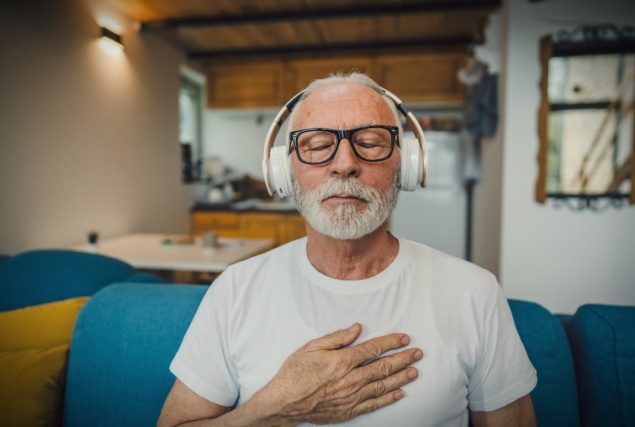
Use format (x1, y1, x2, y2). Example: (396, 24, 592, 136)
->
(251, 322, 423, 426)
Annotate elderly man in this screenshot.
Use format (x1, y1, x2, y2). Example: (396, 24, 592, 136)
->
(158, 73, 537, 426)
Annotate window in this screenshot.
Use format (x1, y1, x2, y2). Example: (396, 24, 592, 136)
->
(179, 70, 204, 182)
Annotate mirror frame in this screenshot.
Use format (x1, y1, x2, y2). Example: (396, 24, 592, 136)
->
(536, 24, 635, 207)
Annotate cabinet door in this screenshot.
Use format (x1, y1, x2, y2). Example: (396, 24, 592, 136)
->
(240, 213, 307, 246)
(278, 214, 306, 245)
(192, 211, 305, 245)
(375, 54, 465, 103)
(239, 213, 280, 240)
(286, 57, 374, 98)
(192, 212, 239, 236)
(207, 62, 285, 108)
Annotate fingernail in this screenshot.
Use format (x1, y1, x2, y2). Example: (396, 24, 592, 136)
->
(414, 349, 423, 360)
(394, 390, 405, 400)
(347, 323, 360, 333)
(401, 335, 410, 345)
(408, 368, 418, 379)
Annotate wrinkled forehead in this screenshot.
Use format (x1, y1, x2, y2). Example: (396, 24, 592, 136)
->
(291, 83, 398, 130)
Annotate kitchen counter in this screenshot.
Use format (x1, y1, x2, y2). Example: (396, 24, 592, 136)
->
(190, 201, 305, 246)
(191, 199, 298, 213)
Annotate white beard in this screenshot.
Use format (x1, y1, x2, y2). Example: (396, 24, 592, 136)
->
(292, 167, 401, 240)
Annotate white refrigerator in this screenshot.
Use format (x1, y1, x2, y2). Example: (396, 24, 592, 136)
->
(390, 131, 467, 259)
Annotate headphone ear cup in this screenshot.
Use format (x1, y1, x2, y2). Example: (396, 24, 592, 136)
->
(268, 146, 293, 199)
(400, 138, 423, 191)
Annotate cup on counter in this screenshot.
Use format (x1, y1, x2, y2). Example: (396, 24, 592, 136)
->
(202, 231, 218, 250)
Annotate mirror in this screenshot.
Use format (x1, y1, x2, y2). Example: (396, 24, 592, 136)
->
(536, 24, 635, 209)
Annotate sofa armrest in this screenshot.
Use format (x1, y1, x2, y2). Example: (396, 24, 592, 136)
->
(566, 304, 635, 427)
(508, 299, 580, 427)
(125, 272, 166, 283)
(0, 250, 165, 311)
(64, 282, 206, 427)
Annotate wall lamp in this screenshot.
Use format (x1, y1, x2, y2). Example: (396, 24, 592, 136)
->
(99, 26, 123, 55)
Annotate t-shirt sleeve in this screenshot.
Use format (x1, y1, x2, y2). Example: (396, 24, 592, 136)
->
(467, 282, 537, 412)
(169, 274, 239, 407)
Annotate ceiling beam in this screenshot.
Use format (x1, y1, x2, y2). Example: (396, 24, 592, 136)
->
(187, 36, 474, 60)
(141, 0, 500, 31)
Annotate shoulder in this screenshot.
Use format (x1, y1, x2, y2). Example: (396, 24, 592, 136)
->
(396, 237, 502, 321)
(223, 237, 304, 276)
(399, 237, 497, 288)
(205, 238, 304, 297)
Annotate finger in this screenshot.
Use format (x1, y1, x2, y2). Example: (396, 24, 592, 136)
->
(345, 333, 411, 366)
(332, 348, 421, 402)
(356, 365, 419, 403)
(304, 323, 362, 351)
(359, 348, 423, 384)
(349, 389, 407, 419)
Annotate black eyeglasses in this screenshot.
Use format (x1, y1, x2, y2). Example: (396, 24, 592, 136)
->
(289, 125, 399, 165)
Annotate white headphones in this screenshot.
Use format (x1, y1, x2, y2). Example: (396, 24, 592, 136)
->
(261, 88, 428, 198)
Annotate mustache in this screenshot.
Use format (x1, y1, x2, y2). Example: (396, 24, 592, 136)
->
(311, 178, 379, 203)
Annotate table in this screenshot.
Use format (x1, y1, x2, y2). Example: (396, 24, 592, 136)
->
(74, 233, 275, 274)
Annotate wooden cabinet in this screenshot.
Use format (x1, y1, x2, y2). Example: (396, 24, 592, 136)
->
(207, 61, 286, 108)
(206, 53, 466, 108)
(192, 211, 306, 246)
(374, 53, 465, 103)
(286, 57, 374, 97)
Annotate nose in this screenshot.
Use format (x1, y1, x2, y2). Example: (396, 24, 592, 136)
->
(329, 139, 360, 178)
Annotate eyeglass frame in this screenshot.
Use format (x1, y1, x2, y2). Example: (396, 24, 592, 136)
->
(288, 125, 400, 165)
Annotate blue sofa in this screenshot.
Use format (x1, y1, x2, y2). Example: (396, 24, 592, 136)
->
(60, 282, 634, 427)
(0, 249, 164, 311)
(2, 250, 632, 426)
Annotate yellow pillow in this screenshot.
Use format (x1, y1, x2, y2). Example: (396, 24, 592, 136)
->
(0, 297, 88, 351)
(0, 297, 89, 427)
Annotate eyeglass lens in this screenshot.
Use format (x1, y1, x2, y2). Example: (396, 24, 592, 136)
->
(296, 127, 393, 163)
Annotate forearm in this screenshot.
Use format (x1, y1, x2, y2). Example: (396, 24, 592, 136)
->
(158, 390, 292, 427)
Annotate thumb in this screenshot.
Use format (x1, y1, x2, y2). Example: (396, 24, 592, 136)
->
(307, 323, 362, 351)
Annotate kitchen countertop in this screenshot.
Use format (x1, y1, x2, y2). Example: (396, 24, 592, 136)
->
(191, 199, 299, 214)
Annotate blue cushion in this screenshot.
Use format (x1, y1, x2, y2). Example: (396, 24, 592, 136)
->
(508, 299, 580, 427)
(0, 250, 164, 311)
(567, 304, 635, 427)
(64, 282, 206, 427)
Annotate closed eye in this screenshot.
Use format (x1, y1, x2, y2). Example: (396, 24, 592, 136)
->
(355, 142, 383, 149)
(308, 143, 333, 152)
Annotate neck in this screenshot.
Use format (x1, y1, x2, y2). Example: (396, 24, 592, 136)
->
(304, 222, 399, 280)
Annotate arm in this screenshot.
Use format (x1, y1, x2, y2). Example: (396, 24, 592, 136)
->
(470, 394, 536, 427)
(158, 379, 230, 427)
(158, 323, 422, 426)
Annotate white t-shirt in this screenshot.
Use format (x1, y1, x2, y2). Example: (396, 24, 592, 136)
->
(170, 236, 537, 426)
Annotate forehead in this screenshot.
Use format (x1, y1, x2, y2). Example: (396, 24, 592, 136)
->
(292, 82, 396, 130)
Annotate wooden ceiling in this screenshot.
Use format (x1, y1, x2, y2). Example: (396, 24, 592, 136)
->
(104, 0, 500, 61)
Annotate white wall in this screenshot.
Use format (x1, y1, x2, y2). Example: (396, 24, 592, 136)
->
(0, 0, 192, 254)
(203, 109, 280, 180)
(500, 0, 635, 313)
(472, 131, 504, 276)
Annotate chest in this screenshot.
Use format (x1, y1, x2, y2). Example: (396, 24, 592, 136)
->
(226, 286, 479, 426)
